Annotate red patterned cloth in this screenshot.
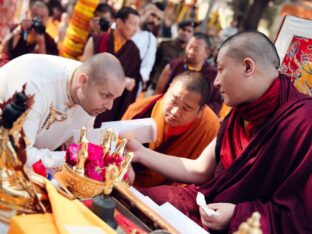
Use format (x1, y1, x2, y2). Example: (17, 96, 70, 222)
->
(32, 160, 47, 177)
(279, 36, 312, 96)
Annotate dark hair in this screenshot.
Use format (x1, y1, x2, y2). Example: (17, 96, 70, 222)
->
(47, 0, 63, 16)
(220, 31, 280, 69)
(154, 2, 165, 11)
(170, 71, 210, 107)
(193, 32, 211, 49)
(115, 7, 139, 22)
(95, 3, 115, 18)
(178, 20, 198, 29)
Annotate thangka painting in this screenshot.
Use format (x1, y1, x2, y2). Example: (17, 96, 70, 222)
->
(275, 15, 312, 96)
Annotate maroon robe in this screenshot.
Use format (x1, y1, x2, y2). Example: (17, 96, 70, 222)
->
(166, 58, 222, 115)
(93, 32, 142, 127)
(141, 75, 312, 234)
(7, 31, 58, 59)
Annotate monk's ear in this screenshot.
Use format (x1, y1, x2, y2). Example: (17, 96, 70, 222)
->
(243, 58, 255, 77)
(77, 73, 89, 87)
(196, 106, 204, 118)
(115, 18, 122, 28)
(205, 47, 211, 59)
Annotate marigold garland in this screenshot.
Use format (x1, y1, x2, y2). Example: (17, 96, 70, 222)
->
(60, 0, 100, 59)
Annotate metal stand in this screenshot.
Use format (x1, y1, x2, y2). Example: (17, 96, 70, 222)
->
(90, 195, 117, 229)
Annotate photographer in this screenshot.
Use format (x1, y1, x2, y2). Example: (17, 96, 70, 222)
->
(1, 1, 58, 60)
(89, 3, 115, 36)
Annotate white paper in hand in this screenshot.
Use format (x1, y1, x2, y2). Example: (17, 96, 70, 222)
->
(196, 192, 220, 217)
(101, 118, 157, 143)
(72, 118, 157, 145)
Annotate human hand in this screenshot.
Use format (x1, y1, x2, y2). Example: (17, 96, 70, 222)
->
(33, 33, 45, 44)
(125, 77, 135, 91)
(199, 203, 235, 231)
(122, 136, 144, 163)
(125, 164, 135, 185)
(20, 18, 33, 31)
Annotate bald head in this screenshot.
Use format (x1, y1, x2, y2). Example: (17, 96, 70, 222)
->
(78, 53, 125, 83)
(170, 71, 210, 107)
(220, 31, 280, 71)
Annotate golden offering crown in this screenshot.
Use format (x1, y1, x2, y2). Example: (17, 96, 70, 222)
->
(55, 127, 134, 199)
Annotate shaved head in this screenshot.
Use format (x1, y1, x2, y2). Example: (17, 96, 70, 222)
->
(73, 53, 126, 116)
(78, 53, 125, 83)
(220, 31, 280, 70)
(170, 71, 210, 107)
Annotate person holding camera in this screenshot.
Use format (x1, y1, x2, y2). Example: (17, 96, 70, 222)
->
(1, 1, 58, 61)
(89, 3, 115, 36)
(82, 7, 142, 126)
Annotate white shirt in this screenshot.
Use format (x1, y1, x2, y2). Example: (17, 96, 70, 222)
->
(0, 54, 94, 168)
(132, 30, 157, 82)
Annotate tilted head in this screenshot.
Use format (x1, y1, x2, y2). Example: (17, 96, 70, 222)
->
(163, 71, 210, 127)
(214, 31, 280, 107)
(140, 2, 165, 32)
(115, 7, 140, 40)
(94, 3, 115, 25)
(73, 53, 126, 116)
(185, 32, 211, 66)
(177, 20, 196, 44)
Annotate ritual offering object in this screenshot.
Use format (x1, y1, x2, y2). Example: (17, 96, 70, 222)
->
(55, 127, 133, 200)
(0, 87, 49, 222)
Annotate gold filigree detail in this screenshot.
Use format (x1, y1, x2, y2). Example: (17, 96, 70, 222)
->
(42, 104, 68, 130)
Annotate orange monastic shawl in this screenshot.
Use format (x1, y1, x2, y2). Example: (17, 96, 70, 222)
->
(122, 95, 220, 187)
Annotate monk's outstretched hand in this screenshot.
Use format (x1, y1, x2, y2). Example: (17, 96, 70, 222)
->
(199, 202, 235, 231)
(124, 137, 144, 163)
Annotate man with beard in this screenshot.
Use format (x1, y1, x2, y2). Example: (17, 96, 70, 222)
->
(154, 32, 222, 115)
(132, 2, 165, 88)
(0, 53, 125, 169)
(148, 20, 196, 91)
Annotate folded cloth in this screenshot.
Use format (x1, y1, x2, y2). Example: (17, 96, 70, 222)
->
(8, 179, 116, 234)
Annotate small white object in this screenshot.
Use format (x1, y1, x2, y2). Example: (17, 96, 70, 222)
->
(196, 192, 220, 217)
(129, 187, 209, 234)
(64, 225, 104, 234)
(73, 118, 157, 145)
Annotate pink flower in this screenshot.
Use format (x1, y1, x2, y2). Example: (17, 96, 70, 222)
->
(66, 143, 104, 166)
(65, 142, 128, 182)
(87, 143, 104, 161)
(85, 160, 105, 181)
(105, 154, 124, 166)
(65, 144, 80, 166)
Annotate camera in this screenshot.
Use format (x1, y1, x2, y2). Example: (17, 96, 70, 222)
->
(99, 18, 110, 32)
(32, 17, 46, 35)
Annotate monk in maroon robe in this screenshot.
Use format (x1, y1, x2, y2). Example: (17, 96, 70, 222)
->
(122, 72, 220, 187)
(81, 7, 141, 126)
(154, 33, 222, 115)
(1, 1, 58, 60)
(126, 32, 312, 234)
(167, 58, 221, 114)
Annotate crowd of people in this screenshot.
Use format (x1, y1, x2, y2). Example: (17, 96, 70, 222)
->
(0, 1, 311, 234)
